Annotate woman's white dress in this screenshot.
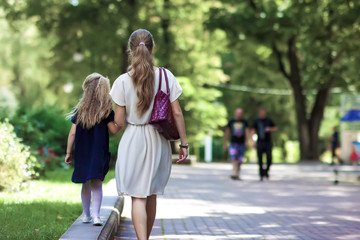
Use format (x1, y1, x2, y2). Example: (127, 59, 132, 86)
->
(110, 68, 182, 198)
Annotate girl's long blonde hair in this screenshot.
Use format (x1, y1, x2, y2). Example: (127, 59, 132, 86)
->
(128, 29, 155, 116)
(69, 73, 113, 129)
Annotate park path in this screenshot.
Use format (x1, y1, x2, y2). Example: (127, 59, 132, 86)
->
(115, 163, 360, 240)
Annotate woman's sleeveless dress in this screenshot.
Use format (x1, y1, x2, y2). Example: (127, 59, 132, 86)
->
(110, 68, 182, 198)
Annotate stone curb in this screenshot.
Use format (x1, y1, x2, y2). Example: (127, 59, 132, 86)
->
(59, 179, 124, 240)
(98, 197, 124, 240)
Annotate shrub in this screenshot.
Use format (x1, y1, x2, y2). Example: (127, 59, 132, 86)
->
(11, 105, 72, 156)
(0, 120, 40, 191)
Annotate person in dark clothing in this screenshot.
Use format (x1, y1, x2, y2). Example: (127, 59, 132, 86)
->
(330, 126, 340, 165)
(223, 108, 250, 180)
(252, 108, 278, 181)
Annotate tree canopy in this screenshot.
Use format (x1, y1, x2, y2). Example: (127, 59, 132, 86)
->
(206, 0, 360, 160)
(0, 0, 228, 145)
(1, 0, 360, 160)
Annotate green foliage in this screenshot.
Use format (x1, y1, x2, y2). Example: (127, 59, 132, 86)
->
(206, 0, 360, 159)
(0, 0, 228, 146)
(3, 0, 359, 160)
(0, 168, 115, 239)
(0, 120, 39, 191)
(0, 12, 56, 107)
(11, 105, 72, 156)
(218, 41, 297, 144)
(0, 169, 81, 239)
(0, 87, 18, 120)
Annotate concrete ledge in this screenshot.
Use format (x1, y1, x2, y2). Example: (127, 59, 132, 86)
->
(60, 179, 124, 240)
(98, 197, 124, 240)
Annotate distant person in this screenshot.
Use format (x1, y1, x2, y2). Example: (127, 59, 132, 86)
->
(65, 73, 120, 226)
(330, 126, 340, 165)
(223, 108, 249, 180)
(252, 108, 278, 181)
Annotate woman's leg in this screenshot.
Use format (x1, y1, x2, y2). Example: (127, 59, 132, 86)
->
(146, 195, 157, 238)
(81, 181, 91, 217)
(132, 197, 148, 240)
(90, 179, 103, 219)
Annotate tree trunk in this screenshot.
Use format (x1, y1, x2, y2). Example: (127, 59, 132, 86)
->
(160, 0, 171, 69)
(119, 0, 137, 73)
(286, 37, 333, 161)
(286, 37, 312, 160)
(121, 44, 128, 73)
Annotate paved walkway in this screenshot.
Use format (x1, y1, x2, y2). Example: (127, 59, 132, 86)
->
(115, 163, 360, 240)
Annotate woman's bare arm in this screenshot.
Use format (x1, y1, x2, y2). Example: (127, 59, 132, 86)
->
(108, 121, 121, 134)
(107, 104, 126, 134)
(171, 99, 188, 163)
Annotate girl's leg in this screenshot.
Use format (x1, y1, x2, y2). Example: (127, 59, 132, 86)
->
(81, 181, 92, 217)
(131, 197, 148, 240)
(146, 195, 157, 238)
(90, 179, 103, 219)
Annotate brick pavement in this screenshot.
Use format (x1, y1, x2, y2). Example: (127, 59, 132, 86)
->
(115, 163, 360, 240)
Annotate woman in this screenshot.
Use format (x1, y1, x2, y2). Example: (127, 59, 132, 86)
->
(110, 29, 188, 240)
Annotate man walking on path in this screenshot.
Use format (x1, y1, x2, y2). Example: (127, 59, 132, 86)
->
(252, 108, 278, 181)
(223, 108, 250, 180)
(330, 126, 341, 165)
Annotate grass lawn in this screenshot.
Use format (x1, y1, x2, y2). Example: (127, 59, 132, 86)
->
(0, 168, 115, 240)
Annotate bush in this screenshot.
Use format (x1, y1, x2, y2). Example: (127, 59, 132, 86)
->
(0, 120, 40, 191)
(11, 105, 72, 156)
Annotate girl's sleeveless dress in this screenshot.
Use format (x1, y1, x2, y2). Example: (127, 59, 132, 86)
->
(71, 110, 114, 183)
(110, 68, 182, 198)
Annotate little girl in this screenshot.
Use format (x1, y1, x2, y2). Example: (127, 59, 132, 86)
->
(65, 73, 120, 226)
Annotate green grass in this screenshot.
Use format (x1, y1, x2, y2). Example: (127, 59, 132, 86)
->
(0, 168, 115, 240)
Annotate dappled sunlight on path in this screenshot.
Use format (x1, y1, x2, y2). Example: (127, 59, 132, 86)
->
(116, 163, 360, 240)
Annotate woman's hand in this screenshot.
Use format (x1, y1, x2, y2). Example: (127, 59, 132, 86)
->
(65, 153, 72, 165)
(177, 147, 188, 164)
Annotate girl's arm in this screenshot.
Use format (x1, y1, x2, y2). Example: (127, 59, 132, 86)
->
(107, 104, 126, 134)
(65, 124, 76, 164)
(171, 100, 188, 163)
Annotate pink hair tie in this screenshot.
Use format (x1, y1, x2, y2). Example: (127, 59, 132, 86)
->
(139, 42, 145, 46)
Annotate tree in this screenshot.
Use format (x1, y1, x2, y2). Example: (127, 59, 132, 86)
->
(0, 0, 228, 147)
(216, 42, 298, 146)
(0, 11, 54, 107)
(207, 0, 360, 160)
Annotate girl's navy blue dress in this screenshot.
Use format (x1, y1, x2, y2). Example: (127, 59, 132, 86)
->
(71, 111, 114, 183)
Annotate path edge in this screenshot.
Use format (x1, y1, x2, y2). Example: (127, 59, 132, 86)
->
(98, 196, 125, 240)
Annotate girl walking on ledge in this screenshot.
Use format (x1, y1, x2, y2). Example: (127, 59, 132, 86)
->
(65, 73, 120, 226)
(110, 29, 188, 240)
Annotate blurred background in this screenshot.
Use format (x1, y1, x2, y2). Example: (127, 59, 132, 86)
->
(1, 0, 360, 177)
